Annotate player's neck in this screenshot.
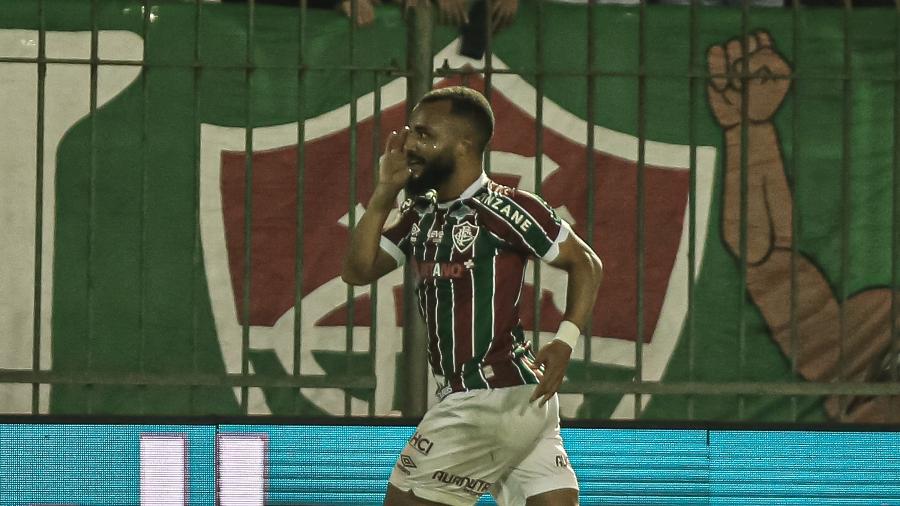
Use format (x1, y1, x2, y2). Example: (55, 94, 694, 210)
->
(436, 159, 484, 203)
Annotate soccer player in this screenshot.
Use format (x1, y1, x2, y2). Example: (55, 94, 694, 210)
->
(341, 86, 603, 506)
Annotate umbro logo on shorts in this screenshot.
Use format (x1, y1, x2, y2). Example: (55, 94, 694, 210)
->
(396, 454, 417, 475)
(400, 455, 417, 469)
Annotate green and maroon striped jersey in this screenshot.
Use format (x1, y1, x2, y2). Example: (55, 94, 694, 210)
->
(380, 173, 571, 394)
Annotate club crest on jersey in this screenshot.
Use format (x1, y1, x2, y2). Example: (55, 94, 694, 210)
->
(451, 222, 479, 252)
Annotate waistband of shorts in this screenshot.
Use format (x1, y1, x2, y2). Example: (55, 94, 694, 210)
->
(433, 356, 535, 400)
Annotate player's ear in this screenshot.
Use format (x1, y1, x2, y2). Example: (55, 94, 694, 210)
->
(457, 137, 475, 157)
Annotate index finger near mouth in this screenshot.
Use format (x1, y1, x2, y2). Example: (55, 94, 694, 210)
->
(384, 130, 399, 154)
(397, 127, 410, 152)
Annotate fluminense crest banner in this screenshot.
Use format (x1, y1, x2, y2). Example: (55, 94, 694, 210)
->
(1, 0, 897, 422)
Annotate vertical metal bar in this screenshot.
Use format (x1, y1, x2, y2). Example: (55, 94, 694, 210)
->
(838, 0, 853, 420)
(891, 0, 900, 420)
(584, 0, 596, 393)
(483, 0, 493, 174)
(531, 0, 545, 348)
(138, 0, 152, 415)
(87, 0, 100, 414)
(345, 4, 360, 416)
(686, 0, 698, 421)
(240, 0, 257, 414)
(404, 0, 433, 416)
(190, 0, 203, 415)
(31, 0, 47, 415)
(634, 0, 647, 417)
(293, 0, 308, 415)
(790, 0, 801, 422)
(737, 0, 751, 420)
(369, 72, 383, 417)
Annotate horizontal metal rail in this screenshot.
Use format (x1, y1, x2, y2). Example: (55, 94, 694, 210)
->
(0, 369, 376, 389)
(3, 368, 897, 396)
(0, 56, 407, 73)
(6, 55, 899, 84)
(560, 381, 900, 397)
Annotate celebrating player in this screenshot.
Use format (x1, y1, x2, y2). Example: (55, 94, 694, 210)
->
(342, 86, 603, 506)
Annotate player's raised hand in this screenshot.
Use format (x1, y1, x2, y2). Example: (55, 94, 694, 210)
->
(529, 340, 572, 407)
(377, 127, 412, 195)
(707, 31, 791, 128)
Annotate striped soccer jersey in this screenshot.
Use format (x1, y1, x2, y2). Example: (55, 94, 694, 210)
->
(380, 172, 571, 395)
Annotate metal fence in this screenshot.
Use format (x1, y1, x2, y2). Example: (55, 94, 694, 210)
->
(0, 0, 898, 422)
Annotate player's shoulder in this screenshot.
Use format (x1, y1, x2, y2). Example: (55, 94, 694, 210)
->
(468, 180, 561, 242)
(471, 180, 554, 214)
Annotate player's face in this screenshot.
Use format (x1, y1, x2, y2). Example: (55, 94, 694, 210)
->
(404, 100, 461, 196)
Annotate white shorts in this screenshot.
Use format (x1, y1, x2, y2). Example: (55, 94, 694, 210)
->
(388, 385, 578, 506)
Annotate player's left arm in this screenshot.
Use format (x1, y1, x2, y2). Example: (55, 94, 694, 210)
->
(530, 231, 603, 406)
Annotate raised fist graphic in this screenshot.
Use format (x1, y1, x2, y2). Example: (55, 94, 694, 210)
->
(707, 31, 791, 128)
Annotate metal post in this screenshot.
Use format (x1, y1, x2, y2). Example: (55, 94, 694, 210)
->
(737, 0, 751, 420)
(31, 0, 47, 415)
(839, 0, 853, 421)
(369, 73, 384, 417)
(687, 0, 699, 421)
(531, 0, 545, 348)
(585, 0, 596, 394)
(240, 0, 257, 415)
(402, 0, 433, 417)
(891, 0, 900, 421)
(790, 0, 802, 422)
(635, 0, 647, 417)
(191, 0, 203, 415)
(346, 0, 360, 416)
(293, 0, 308, 415)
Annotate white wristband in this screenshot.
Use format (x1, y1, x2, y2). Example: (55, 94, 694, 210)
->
(552, 320, 581, 350)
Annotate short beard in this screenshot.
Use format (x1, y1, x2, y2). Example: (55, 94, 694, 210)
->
(405, 155, 455, 197)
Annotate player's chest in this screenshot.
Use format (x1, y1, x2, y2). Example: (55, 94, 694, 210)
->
(407, 207, 496, 263)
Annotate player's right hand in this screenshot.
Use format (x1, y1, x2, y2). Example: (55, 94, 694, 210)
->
(377, 127, 412, 196)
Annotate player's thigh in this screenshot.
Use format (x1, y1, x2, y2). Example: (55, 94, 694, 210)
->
(525, 487, 579, 506)
(388, 392, 507, 505)
(385, 483, 453, 506)
(491, 395, 579, 506)
(389, 387, 550, 505)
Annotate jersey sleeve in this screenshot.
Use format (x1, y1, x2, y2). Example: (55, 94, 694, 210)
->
(380, 206, 418, 266)
(475, 188, 571, 263)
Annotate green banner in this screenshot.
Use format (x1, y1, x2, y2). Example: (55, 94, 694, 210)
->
(0, 0, 897, 422)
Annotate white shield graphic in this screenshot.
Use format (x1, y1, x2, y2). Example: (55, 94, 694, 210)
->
(199, 41, 716, 418)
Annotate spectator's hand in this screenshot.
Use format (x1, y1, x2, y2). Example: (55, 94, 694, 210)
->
(707, 31, 791, 128)
(437, 0, 469, 26)
(528, 340, 572, 407)
(491, 0, 517, 32)
(339, 0, 378, 26)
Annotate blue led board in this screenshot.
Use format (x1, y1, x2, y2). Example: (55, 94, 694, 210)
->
(1, 423, 899, 505)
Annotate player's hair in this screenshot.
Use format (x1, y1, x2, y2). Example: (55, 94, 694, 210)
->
(419, 86, 495, 153)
